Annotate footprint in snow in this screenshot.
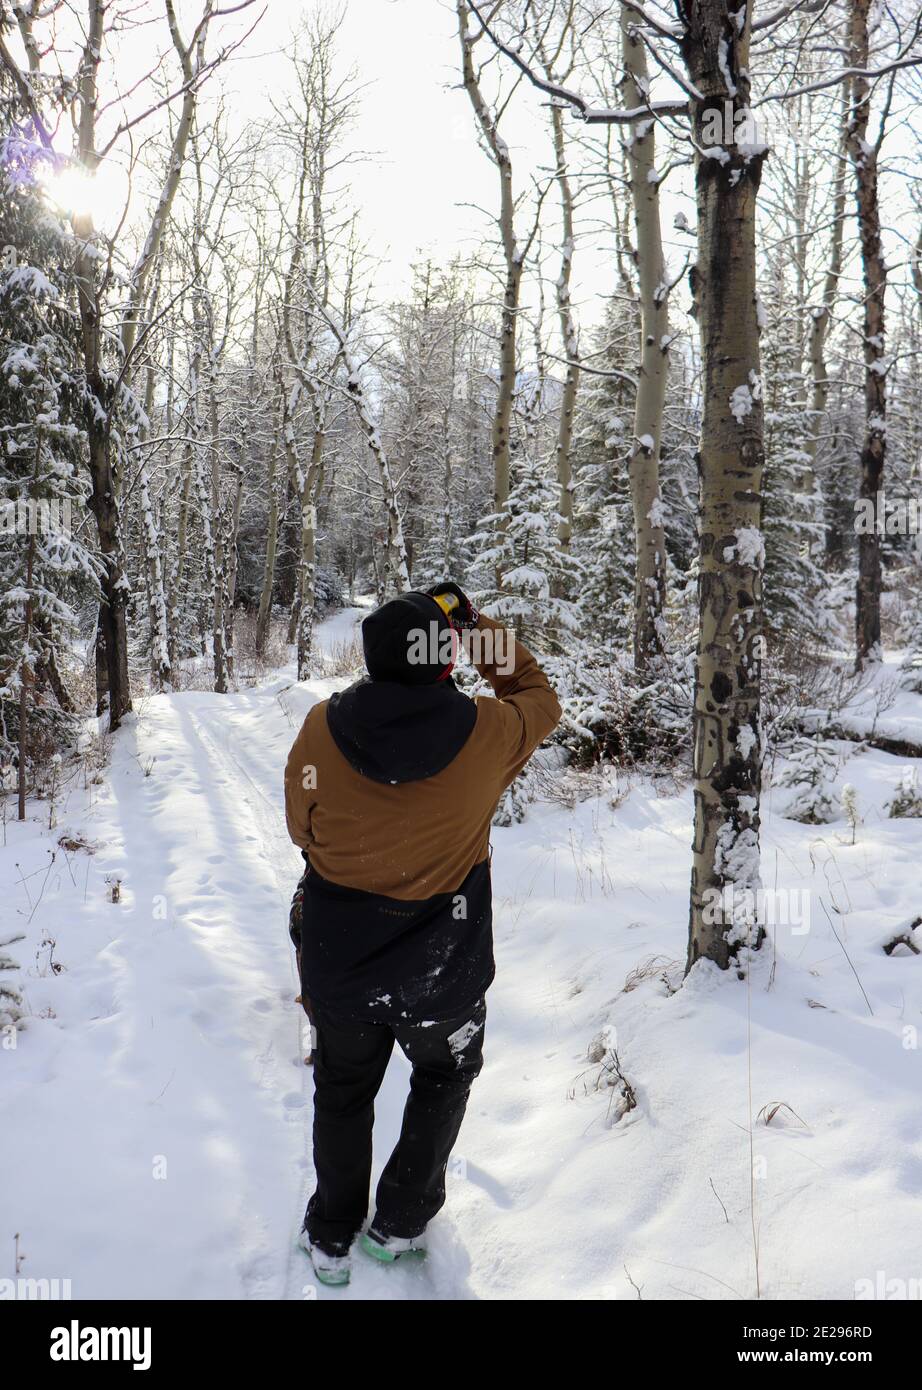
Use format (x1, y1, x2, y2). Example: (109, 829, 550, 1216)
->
(282, 1092, 308, 1110)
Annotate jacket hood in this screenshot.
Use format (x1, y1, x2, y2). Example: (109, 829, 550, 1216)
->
(326, 676, 477, 784)
(361, 591, 454, 685)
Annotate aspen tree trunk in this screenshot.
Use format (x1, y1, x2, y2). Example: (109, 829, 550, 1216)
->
(370, 537, 385, 607)
(138, 460, 171, 688)
(440, 315, 462, 569)
(192, 436, 216, 658)
(255, 422, 282, 658)
(252, 323, 281, 662)
(295, 487, 320, 681)
(17, 445, 38, 821)
(296, 502, 317, 679)
(139, 358, 172, 688)
(682, 0, 767, 973)
(282, 381, 306, 649)
(548, 99, 579, 552)
(224, 470, 243, 682)
(84, 417, 133, 724)
(168, 445, 193, 669)
(531, 9, 578, 554)
(805, 80, 848, 499)
(136, 458, 152, 655)
(621, 7, 669, 670)
(458, 0, 521, 560)
(442, 434, 454, 570)
(280, 373, 328, 673)
(846, 0, 886, 668)
(377, 445, 412, 594)
(209, 382, 228, 694)
(491, 196, 520, 526)
(187, 280, 215, 657)
(290, 400, 325, 679)
(285, 438, 325, 667)
(525, 268, 547, 463)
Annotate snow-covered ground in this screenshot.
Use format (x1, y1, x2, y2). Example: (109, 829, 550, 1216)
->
(4, 616, 922, 1301)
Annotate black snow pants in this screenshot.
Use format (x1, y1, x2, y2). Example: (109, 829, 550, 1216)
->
(303, 998, 486, 1255)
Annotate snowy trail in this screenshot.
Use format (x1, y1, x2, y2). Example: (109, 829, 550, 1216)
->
(1, 605, 474, 1301)
(174, 670, 470, 1300)
(5, 624, 922, 1300)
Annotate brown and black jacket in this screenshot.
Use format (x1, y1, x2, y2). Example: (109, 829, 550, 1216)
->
(283, 613, 561, 1022)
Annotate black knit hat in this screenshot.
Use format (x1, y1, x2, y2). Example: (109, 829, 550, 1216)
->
(361, 592, 455, 685)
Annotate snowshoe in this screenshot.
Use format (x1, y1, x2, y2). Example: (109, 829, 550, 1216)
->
(298, 1228, 351, 1287)
(359, 1228, 427, 1264)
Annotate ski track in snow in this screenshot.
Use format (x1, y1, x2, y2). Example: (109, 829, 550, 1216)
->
(2, 607, 472, 1301)
(5, 622, 922, 1300)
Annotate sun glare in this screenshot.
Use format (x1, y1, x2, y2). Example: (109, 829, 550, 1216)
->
(40, 162, 129, 230)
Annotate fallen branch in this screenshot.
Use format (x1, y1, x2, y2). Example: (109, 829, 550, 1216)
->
(882, 918, 922, 956)
(796, 718, 922, 760)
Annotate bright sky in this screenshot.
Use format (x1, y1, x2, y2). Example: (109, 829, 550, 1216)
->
(24, 0, 914, 346)
(333, 0, 523, 281)
(219, 0, 699, 327)
(232, 0, 588, 302)
(33, 0, 588, 311)
(21, 0, 725, 343)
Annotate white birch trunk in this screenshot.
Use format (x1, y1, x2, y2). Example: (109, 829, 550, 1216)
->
(683, 0, 767, 973)
(621, 7, 669, 670)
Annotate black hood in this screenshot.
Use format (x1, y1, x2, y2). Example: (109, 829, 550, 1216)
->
(326, 676, 477, 784)
(361, 591, 454, 685)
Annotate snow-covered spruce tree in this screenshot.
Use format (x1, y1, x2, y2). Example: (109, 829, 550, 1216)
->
(814, 363, 899, 648)
(468, 443, 582, 652)
(774, 734, 839, 824)
(570, 295, 638, 652)
(656, 342, 701, 687)
(900, 611, 922, 692)
(888, 766, 922, 819)
(816, 378, 862, 574)
(658, 343, 700, 581)
(897, 469, 922, 688)
(551, 289, 695, 767)
(0, 143, 98, 811)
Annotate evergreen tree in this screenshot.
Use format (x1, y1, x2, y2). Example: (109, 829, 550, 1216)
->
(569, 296, 638, 651)
(0, 136, 98, 805)
(775, 734, 840, 824)
(468, 443, 582, 650)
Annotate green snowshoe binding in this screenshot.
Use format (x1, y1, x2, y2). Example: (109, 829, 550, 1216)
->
(360, 1228, 427, 1264)
(298, 1228, 351, 1287)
